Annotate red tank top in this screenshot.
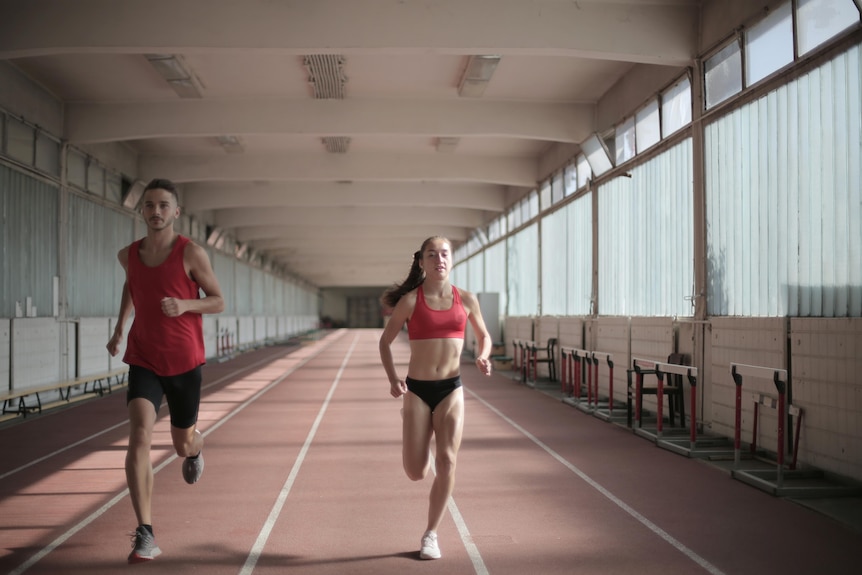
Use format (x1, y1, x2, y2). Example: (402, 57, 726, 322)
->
(123, 235, 205, 376)
(407, 285, 468, 340)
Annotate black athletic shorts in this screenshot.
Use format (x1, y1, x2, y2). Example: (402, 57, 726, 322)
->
(127, 364, 203, 429)
(406, 375, 462, 412)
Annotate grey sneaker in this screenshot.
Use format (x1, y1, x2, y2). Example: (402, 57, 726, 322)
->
(419, 530, 441, 560)
(128, 526, 161, 563)
(182, 452, 204, 484)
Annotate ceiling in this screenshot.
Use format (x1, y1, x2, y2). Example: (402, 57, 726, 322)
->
(0, 0, 699, 291)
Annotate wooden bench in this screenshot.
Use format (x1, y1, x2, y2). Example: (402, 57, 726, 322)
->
(0, 368, 129, 417)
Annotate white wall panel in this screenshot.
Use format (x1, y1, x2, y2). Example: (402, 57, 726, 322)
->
(11, 318, 60, 389)
(77, 318, 110, 377)
(0, 319, 9, 393)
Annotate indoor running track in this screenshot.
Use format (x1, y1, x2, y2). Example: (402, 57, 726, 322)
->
(0, 329, 858, 575)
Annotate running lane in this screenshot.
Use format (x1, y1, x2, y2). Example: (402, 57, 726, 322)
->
(1, 328, 858, 574)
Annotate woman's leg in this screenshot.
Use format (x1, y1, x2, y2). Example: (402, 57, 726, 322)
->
(426, 387, 464, 532)
(401, 391, 434, 480)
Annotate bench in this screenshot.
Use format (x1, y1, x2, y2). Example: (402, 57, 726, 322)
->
(1, 368, 129, 417)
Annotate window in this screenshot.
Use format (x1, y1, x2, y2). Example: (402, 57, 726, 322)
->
(661, 76, 692, 136)
(564, 163, 577, 197)
(35, 131, 60, 177)
(539, 178, 552, 210)
(745, 2, 794, 86)
(551, 171, 564, 205)
(6, 115, 34, 165)
(615, 116, 635, 165)
(67, 148, 87, 189)
(705, 39, 743, 109)
(581, 133, 614, 177)
(576, 154, 591, 189)
(797, 0, 860, 56)
(635, 99, 661, 153)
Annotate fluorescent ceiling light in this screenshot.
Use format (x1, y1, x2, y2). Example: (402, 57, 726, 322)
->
(216, 135, 245, 154)
(458, 55, 500, 98)
(145, 54, 203, 98)
(436, 137, 460, 153)
(581, 133, 614, 177)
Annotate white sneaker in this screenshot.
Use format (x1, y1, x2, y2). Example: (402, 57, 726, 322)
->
(419, 530, 441, 560)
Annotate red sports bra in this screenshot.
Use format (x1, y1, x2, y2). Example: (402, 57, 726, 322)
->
(407, 285, 468, 340)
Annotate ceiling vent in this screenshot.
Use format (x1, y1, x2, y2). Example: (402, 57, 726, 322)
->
(145, 54, 204, 98)
(458, 55, 500, 98)
(303, 54, 347, 99)
(436, 137, 460, 153)
(323, 137, 351, 153)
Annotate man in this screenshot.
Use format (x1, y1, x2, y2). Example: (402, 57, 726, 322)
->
(107, 178, 224, 563)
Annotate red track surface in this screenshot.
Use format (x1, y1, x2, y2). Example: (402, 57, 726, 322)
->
(1, 329, 858, 574)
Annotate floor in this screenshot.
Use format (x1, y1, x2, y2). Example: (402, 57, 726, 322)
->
(1, 328, 859, 575)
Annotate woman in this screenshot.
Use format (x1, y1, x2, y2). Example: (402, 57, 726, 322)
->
(379, 236, 492, 560)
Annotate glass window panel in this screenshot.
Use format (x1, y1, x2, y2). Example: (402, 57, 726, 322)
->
(6, 116, 34, 164)
(705, 39, 743, 109)
(35, 132, 60, 177)
(797, 0, 860, 56)
(577, 154, 591, 189)
(106, 171, 123, 203)
(527, 192, 539, 220)
(67, 148, 87, 188)
(582, 133, 613, 176)
(615, 117, 636, 165)
(564, 163, 577, 196)
(87, 160, 105, 197)
(662, 77, 692, 136)
(552, 171, 564, 204)
(540, 179, 552, 210)
(745, 2, 793, 86)
(635, 99, 661, 152)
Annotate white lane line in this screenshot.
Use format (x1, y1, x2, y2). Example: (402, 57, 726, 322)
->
(447, 496, 489, 575)
(465, 387, 727, 575)
(7, 335, 342, 575)
(239, 333, 360, 575)
(0, 346, 308, 482)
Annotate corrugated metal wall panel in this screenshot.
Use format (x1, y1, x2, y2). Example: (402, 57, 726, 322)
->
(541, 207, 567, 315)
(466, 251, 484, 293)
(484, 241, 507, 317)
(507, 224, 538, 316)
(0, 164, 58, 317)
(706, 44, 861, 317)
(598, 139, 694, 316)
(212, 252, 236, 315)
(566, 194, 592, 315)
(67, 194, 133, 317)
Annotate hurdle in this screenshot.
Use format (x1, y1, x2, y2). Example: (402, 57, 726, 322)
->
(730, 363, 801, 492)
(590, 352, 624, 423)
(560, 346, 589, 409)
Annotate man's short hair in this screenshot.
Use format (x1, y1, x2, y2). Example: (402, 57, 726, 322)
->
(143, 178, 179, 203)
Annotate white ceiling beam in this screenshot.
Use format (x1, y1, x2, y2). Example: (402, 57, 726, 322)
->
(235, 225, 469, 243)
(142, 153, 537, 187)
(66, 99, 595, 144)
(183, 182, 506, 212)
(0, 0, 696, 66)
(215, 206, 487, 229)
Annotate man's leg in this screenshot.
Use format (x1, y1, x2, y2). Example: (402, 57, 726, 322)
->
(126, 398, 158, 526)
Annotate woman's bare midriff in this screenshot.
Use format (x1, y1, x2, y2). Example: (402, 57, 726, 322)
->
(407, 338, 464, 380)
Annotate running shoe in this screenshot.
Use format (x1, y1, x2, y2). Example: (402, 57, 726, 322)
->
(419, 530, 441, 560)
(128, 526, 161, 563)
(182, 451, 204, 484)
